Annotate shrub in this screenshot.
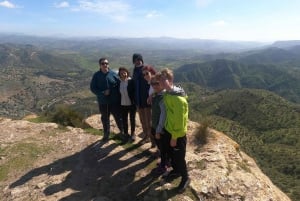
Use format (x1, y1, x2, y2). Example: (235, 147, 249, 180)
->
(46, 104, 91, 129)
(195, 117, 211, 144)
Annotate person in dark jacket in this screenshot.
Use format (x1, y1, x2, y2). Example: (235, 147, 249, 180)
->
(90, 57, 124, 142)
(118, 67, 136, 142)
(132, 53, 154, 147)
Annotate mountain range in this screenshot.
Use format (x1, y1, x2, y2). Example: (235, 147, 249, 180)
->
(0, 35, 299, 200)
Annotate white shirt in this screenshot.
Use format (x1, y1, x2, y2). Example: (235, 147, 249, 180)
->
(120, 79, 132, 106)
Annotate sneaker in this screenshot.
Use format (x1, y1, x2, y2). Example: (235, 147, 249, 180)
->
(140, 137, 150, 144)
(166, 160, 172, 168)
(177, 177, 191, 193)
(162, 170, 180, 180)
(154, 166, 167, 175)
(131, 134, 136, 141)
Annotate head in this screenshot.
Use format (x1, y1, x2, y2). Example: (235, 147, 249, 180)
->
(118, 67, 130, 80)
(99, 57, 109, 73)
(150, 73, 164, 93)
(142, 65, 156, 82)
(132, 53, 144, 67)
(159, 68, 174, 91)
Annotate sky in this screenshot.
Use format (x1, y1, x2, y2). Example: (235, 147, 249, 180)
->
(1, 0, 300, 42)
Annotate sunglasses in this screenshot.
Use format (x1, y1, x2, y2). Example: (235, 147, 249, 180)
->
(150, 82, 159, 86)
(143, 72, 149, 76)
(101, 62, 109, 65)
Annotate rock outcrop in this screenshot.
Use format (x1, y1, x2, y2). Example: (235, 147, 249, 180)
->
(0, 116, 291, 201)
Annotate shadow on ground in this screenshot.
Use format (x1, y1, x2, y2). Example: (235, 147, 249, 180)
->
(9, 138, 159, 201)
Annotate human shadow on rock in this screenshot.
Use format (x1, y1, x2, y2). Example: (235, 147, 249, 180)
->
(10, 140, 157, 201)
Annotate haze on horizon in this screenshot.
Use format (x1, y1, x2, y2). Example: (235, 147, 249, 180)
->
(1, 0, 300, 42)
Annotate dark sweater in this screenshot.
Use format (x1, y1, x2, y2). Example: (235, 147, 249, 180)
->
(132, 66, 150, 108)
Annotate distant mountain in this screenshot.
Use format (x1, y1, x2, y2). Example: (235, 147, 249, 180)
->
(271, 40, 300, 48)
(0, 33, 267, 53)
(175, 59, 300, 103)
(238, 47, 300, 65)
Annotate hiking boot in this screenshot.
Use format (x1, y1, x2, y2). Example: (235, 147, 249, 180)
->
(120, 134, 130, 144)
(177, 177, 191, 193)
(101, 136, 109, 142)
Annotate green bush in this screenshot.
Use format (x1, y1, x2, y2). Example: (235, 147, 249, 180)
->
(45, 104, 91, 129)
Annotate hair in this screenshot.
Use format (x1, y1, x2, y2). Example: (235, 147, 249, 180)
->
(132, 53, 143, 64)
(99, 57, 108, 65)
(142, 65, 156, 75)
(118, 67, 131, 77)
(152, 72, 162, 82)
(160, 68, 174, 81)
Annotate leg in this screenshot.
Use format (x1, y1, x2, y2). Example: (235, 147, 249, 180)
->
(111, 104, 124, 134)
(99, 104, 110, 139)
(129, 104, 136, 136)
(175, 136, 188, 179)
(121, 105, 129, 135)
(174, 135, 190, 192)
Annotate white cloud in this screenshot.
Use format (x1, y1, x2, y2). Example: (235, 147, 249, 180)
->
(145, 10, 162, 19)
(211, 20, 228, 27)
(195, 0, 214, 7)
(0, 0, 17, 8)
(54, 1, 70, 8)
(76, 0, 130, 22)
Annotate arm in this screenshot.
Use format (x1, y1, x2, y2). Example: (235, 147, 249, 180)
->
(156, 100, 166, 135)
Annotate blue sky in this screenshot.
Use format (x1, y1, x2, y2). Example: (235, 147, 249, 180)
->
(1, 0, 300, 42)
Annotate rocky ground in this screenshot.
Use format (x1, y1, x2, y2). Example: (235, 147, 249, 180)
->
(0, 115, 291, 201)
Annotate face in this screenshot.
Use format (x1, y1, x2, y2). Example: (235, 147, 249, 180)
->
(100, 59, 109, 73)
(143, 71, 151, 82)
(159, 76, 171, 90)
(119, 70, 128, 79)
(151, 79, 163, 92)
(134, 59, 143, 67)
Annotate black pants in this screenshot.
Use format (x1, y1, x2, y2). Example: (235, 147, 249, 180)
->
(152, 128, 169, 167)
(99, 103, 123, 138)
(121, 105, 136, 135)
(163, 129, 188, 179)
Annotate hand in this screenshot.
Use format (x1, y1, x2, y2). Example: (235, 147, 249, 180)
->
(104, 89, 110, 96)
(147, 96, 152, 104)
(170, 139, 177, 147)
(155, 133, 161, 139)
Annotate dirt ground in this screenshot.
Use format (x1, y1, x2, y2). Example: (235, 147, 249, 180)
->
(0, 115, 196, 201)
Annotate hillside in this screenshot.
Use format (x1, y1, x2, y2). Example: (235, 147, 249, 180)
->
(0, 43, 92, 118)
(174, 59, 300, 103)
(0, 116, 291, 201)
(185, 88, 300, 200)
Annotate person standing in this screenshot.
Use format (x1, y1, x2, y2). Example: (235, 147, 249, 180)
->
(118, 67, 137, 142)
(90, 58, 124, 142)
(150, 73, 169, 175)
(159, 68, 190, 193)
(132, 53, 154, 146)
